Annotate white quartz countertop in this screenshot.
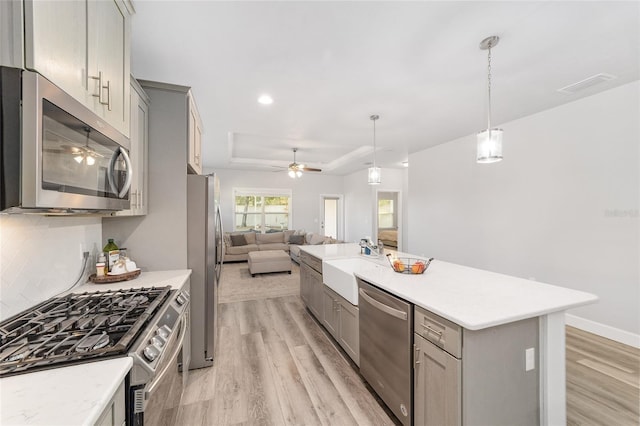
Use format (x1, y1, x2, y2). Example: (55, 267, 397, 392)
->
(315, 245, 598, 330)
(0, 357, 132, 426)
(69, 269, 191, 294)
(299, 243, 362, 259)
(1, 270, 191, 425)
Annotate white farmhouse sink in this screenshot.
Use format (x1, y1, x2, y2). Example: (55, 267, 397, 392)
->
(322, 257, 384, 305)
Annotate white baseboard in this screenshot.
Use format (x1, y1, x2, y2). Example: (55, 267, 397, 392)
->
(565, 314, 640, 348)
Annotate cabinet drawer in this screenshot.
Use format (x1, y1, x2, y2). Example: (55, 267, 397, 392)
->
(300, 252, 322, 273)
(414, 306, 461, 358)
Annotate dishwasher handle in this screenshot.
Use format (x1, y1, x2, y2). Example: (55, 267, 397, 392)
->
(359, 288, 408, 321)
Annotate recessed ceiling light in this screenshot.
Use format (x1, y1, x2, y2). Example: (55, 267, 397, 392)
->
(258, 94, 273, 105)
(402, 161, 409, 167)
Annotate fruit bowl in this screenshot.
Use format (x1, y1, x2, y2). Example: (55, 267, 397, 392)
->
(386, 254, 433, 274)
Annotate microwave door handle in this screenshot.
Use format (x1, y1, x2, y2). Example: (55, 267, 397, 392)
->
(107, 147, 133, 199)
(118, 148, 133, 198)
(107, 150, 119, 196)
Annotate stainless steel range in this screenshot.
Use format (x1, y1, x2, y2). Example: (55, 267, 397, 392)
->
(0, 285, 190, 425)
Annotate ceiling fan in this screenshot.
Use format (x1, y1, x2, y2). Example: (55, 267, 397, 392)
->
(282, 148, 322, 178)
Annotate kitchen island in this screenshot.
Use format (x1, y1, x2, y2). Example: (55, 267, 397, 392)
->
(0, 270, 191, 425)
(300, 244, 598, 425)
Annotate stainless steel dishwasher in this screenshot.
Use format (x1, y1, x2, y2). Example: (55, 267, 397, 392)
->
(357, 277, 413, 426)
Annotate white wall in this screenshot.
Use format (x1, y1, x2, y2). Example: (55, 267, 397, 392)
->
(343, 168, 408, 247)
(0, 215, 102, 321)
(210, 169, 344, 235)
(408, 81, 640, 342)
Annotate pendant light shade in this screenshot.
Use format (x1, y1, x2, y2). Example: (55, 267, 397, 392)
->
(477, 36, 503, 164)
(477, 128, 503, 163)
(368, 166, 381, 184)
(368, 114, 381, 185)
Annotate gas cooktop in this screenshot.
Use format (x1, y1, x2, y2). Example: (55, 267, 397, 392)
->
(0, 286, 172, 377)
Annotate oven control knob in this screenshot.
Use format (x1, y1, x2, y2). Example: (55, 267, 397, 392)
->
(176, 293, 187, 306)
(143, 345, 161, 362)
(157, 325, 171, 339)
(151, 335, 166, 348)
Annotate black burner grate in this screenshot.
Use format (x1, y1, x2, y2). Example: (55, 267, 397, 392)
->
(0, 286, 172, 376)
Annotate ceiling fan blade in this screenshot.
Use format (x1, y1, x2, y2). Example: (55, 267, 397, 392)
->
(301, 167, 322, 172)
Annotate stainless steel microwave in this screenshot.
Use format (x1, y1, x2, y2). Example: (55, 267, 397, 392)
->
(0, 67, 132, 213)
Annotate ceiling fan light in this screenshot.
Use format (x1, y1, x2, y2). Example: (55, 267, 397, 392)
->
(368, 166, 381, 185)
(288, 169, 296, 178)
(476, 128, 503, 163)
(258, 94, 273, 105)
(74, 155, 84, 164)
(296, 170, 302, 178)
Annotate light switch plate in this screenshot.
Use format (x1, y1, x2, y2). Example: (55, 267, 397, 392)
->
(525, 347, 535, 371)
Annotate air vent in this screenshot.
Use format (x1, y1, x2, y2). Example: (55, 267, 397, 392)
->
(557, 73, 617, 94)
(134, 388, 145, 413)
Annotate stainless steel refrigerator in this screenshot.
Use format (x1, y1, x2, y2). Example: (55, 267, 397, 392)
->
(187, 174, 223, 369)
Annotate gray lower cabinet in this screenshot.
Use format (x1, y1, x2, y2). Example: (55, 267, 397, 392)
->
(323, 286, 359, 366)
(414, 333, 461, 426)
(94, 380, 125, 426)
(300, 253, 323, 319)
(413, 306, 539, 426)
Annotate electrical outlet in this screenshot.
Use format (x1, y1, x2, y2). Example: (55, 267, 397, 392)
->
(525, 348, 535, 371)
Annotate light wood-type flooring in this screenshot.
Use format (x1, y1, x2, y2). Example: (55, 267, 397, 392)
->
(566, 326, 639, 425)
(178, 262, 640, 425)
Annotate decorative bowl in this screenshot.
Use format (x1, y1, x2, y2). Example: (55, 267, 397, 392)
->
(386, 254, 433, 274)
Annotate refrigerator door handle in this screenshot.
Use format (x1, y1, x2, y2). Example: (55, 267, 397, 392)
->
(215, 204, 224, 282)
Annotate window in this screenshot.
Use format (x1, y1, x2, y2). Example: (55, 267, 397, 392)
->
(378, 198, 395, 228)
(233, 188, 292, 232)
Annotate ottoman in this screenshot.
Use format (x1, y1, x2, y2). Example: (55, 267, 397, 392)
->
(248, 250, 292, 277)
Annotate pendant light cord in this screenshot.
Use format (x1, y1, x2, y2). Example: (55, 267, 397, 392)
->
(487, 44, 493, 132)
(373, 118, 377, 167)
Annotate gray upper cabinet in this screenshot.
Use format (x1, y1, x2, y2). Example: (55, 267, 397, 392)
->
(113, 77, 149, 217)
(22, 0, 131, 137)
(187, 92, 203, 175)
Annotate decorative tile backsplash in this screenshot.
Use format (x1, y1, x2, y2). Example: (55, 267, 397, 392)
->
(0, 215, 102, 321)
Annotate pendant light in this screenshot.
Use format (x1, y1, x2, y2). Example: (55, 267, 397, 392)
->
(368, 114, 381, 185)
(477, 36, 503, 164)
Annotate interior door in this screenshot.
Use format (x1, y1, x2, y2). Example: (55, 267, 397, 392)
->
(320, 195, 342, 239)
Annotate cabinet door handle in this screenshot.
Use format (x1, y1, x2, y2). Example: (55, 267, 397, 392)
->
(104, 79, 111, 111)
(414, 343, 421, 366)
(422, 323, 443, 338)
(89, 71, 104, 104)
(89, 71, 111, 110)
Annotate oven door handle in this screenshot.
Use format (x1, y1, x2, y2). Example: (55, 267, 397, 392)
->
(145, 313, 188, 399)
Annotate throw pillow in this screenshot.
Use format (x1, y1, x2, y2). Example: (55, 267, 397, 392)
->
(223, 233, 232, 248)
(289, 235, 305, 245)
(283, 229, 295, 242)
(308, 233, 325, 245)
(243, 231, 256, 245)
(230, 234, 247, 246)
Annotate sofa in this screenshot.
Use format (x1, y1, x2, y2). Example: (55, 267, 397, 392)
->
(223, 230, 341, 263)
(223, 230, 293, 262)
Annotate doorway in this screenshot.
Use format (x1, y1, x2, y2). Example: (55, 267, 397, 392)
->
(375, 190, 402, 251)
(320, 195, 343, 240)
